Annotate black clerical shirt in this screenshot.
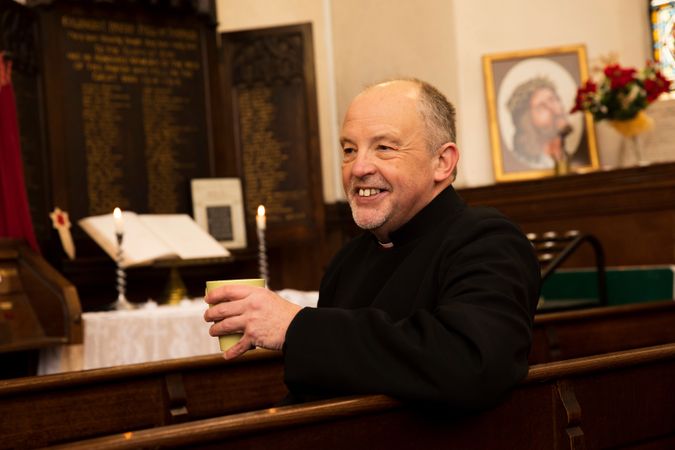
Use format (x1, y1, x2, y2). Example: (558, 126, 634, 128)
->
(283, 186, 540, 411)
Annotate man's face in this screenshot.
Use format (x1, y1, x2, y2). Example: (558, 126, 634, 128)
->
(529, 87, 568, 139)
(340, 81, 439, 242)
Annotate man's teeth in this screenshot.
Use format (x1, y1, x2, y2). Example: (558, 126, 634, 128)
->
(358, 188, 381, 197)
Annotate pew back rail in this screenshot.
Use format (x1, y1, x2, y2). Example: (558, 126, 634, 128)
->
(43, 343, 675, 450)
(0, 350, 286, 448)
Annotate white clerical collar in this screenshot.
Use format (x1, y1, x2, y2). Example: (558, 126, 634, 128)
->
(378, 241, 394, 248)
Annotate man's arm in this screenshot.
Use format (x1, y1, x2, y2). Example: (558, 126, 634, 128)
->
(283, 219, 540, 411)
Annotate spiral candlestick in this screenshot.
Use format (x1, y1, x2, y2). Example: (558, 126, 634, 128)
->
(112, 232, 134, 310)
(257, 227, 269, 287)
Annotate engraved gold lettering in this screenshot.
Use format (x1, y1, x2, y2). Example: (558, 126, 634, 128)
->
(238, 87, 310, 226)
(61, 14, 205, 214)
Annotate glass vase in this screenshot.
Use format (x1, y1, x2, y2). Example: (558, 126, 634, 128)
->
(607, 111, 654, 166)
(618, 135, 650, 167)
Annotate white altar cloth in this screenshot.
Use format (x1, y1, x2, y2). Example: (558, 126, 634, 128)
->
(38, 290, 318, 375)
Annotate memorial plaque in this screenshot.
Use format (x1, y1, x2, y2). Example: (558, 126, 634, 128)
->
(35, 0, 219, 223)
(220, 23, 324, 244)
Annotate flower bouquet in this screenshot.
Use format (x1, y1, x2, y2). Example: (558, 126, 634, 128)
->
(571, 60, 671, 137)
(571, 58, 671, 165)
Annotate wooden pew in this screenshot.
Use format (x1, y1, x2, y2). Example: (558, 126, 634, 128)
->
(2, 300, 675, 448)
(41, 343, 675, 450)
(530, 300, 675, 363)
(0, 350, 286, 449)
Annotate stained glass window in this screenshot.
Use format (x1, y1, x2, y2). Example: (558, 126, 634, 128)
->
(651, 0, 675, 89)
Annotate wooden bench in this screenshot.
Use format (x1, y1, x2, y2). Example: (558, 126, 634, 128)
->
(41, 343, 675, 450)
(530, 300, 675, 363)
(0, 350, 287, 449)
(2, 300, 674, 448)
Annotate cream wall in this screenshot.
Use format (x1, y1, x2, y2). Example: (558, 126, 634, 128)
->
(329, 0, 459, 128)
(216, 0, 652, 197)
(451, 0, 651, 187)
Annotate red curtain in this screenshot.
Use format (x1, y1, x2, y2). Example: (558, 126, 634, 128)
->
(0, 52, 40, 252)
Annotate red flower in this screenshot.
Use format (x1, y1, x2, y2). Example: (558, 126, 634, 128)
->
(572, 59, 672, 121)
(570, 80, 597, 113)
(603, 64, 619, 77)
(604, 64, 637, 89)
(582, 80, 597, 94)
(644, 70, 671, 101)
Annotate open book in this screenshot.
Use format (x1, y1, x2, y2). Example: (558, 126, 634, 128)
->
(79, 212, 231, 268)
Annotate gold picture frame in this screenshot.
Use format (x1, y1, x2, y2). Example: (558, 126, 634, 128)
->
(483, 44, 599, 182)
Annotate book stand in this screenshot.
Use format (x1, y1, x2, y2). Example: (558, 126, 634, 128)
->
(154, 256, 233, 304)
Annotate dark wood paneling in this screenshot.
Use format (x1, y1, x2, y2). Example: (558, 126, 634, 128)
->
(459, 163, 675, 219)
(457, 162, 675, 267)
(219, 23, 325, 246)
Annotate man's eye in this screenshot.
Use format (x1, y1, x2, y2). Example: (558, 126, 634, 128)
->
(377, 145, 393, 151)
(342, 147, 356, 161)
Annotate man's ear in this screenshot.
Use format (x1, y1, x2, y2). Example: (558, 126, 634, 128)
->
(433, 142, 459, 182)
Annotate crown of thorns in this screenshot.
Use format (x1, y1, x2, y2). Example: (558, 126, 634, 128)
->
(506, 76, 557, 118)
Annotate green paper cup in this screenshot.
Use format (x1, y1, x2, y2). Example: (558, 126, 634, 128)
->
(206, 278, 266, 352)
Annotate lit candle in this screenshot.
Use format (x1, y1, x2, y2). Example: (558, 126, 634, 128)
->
(256, 205, 266, 231)
(112, 206, 132, 310)
(113, 207, 124, 235)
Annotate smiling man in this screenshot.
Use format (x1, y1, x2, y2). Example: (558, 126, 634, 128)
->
(339, 79, 456, 243)
(205, 78, 540, 411)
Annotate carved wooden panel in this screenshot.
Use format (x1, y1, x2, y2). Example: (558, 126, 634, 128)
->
(457, 162, 675, 267)
(220, 23, 324, 245)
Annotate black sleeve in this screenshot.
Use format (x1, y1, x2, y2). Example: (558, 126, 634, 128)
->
(283, 217, 540, 411)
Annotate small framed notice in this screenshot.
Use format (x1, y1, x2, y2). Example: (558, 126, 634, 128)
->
(191, 178, 247, 249)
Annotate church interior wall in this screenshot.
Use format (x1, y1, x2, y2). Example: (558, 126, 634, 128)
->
(216, 0, 653, 195)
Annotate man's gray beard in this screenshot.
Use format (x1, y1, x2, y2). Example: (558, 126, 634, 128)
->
(349, 199, 387, 230)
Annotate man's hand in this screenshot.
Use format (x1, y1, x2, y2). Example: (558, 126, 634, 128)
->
(204, 284, 302, 359)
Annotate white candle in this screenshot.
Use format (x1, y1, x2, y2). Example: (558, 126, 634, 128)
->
(256, 205, 266, 231)
(113, 207, 124, 234)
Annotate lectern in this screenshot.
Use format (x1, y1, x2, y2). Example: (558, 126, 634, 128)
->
(0, 239, 82, 378)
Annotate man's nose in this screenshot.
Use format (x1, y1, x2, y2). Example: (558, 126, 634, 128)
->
(350, 151, 377, 178)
